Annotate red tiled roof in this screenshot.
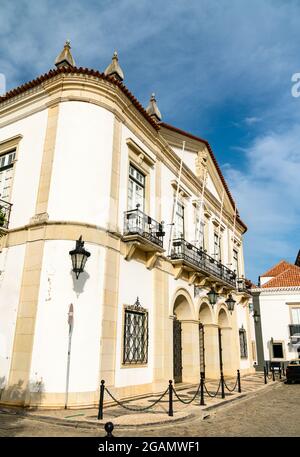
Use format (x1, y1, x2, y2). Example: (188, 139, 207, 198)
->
(260, 260, 291, 278)
(160, 122, 247, 233)
(0, 66, 160, 131)
(261, 264, 300, 288)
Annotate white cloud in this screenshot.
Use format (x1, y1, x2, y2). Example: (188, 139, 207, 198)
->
(224, 125, 300, 280)
(244, 117, 261, 126)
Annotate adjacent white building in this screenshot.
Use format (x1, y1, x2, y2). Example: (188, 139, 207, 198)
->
(251, 256, 300, 370)
(0, 42, 253, 409)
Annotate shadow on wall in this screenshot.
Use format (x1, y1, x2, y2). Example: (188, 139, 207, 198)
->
(70, 269, 90, 296)
(0, 378, 46, 437)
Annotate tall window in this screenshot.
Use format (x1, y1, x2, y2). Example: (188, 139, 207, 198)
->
(174, 202, 185, 239)
(233, 249, 239, 276)
(0, 150, 16, 201)
(194, 207, 205, 249)
(214, 233, 221, 261)
(123, 304, 148, 364)
(239, 327, 248, 358)
(128, 164, 145, 211)
(272, 342, 284, 359)
(291, 308, 300, 324)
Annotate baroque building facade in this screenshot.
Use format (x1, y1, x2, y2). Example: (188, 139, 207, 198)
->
(0, 43, 252, 408)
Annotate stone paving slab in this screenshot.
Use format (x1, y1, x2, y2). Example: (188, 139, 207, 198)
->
(18, 373, 280, 428)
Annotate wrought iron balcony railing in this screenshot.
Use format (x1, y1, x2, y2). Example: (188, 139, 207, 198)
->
(171, 238, 237, 288)
(124, 208, 165, 248)
(289, 324, 300, 337)
(236, 277, 252, 294)
(0, 199, 12, 230)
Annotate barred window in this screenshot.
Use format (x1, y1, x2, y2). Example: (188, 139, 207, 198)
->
(239, 327, 248, 359)
(123, 301, 148, 365)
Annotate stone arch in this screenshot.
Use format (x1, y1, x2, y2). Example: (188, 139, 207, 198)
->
(198, 298, 214, 325)
(217, 306, 230, 328)
(171, 288, 199, 383)
(170, 288, 195, 320)
(217, 305, 235, 376)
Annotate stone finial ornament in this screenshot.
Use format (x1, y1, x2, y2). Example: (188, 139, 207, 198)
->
(55, 40, 76, 68)
(146, 93, 162, 121)
(104, 51, 124, 82)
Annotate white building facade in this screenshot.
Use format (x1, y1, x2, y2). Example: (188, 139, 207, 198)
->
(0, 44, 253, 408)
(252, 259, 300, 371)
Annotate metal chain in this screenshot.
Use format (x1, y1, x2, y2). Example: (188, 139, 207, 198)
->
(104, 386, 169, 412)
(172, 382, 201, 405)
(204, 379, 221, 398)
(224, 376, 238, 392)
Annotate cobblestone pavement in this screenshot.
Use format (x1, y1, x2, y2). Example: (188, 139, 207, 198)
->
(0, 382, 299, 437)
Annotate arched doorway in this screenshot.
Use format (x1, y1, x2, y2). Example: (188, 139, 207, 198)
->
(172, 292, 197, 383)
(217, 307, 233, 376)
(198, 302, 214, 378)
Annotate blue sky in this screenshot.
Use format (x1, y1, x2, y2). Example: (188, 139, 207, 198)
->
(1, 0, 300, 282)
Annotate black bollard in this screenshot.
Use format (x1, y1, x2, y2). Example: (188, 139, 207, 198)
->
(237, 369, 241, 393)
(264, 366, 267, 384)
(104, 422, 114, 437)
(272, 367, 275, 382)
(220, 372, 225, 399)
(98, 380, 105, 420)
(168, 380, 174, 417)
(279, 366, 282, 380)
(200, 372, 206, 406)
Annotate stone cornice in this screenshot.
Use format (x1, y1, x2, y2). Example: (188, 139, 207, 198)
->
(251, 286, 300, 294)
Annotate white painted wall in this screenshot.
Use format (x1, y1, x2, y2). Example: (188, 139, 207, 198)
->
(30, 240, 105, 393)
(0, 244, 26, 388)
(172, 146, 196, 175)
(259, 291, 300, 361)
(236, 303, 252, 369)
(115, 257, 154, 387)
(0, 110, 48, 228)
(47, 102, 114, 227)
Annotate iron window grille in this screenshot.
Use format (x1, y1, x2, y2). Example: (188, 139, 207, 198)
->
(123, 302, 148, 365)
(239, 327, 248, 359)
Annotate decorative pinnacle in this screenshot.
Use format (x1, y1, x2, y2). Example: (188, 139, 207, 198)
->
(104, 50, 124, 81)
(146, 92, 162, 121)
(55, 40, 75, 68)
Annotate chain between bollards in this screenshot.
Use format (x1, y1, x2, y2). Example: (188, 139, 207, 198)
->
(168, 380, 174, 417)
(98, 379, 105, 420)
(237, 369, 241, 393)
(200, 372, 206, 405)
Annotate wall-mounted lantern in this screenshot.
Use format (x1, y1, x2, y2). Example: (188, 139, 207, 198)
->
(207, 288, 218, 306)
(225, 294, 236, 314)
(69, 236, 91, 279)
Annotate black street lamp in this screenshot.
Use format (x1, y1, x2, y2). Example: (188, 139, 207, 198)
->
(69, 236, 91, 279)
(253, 310, 260, 323)
(225, 294, 236, 313)
(207, 288, 218, 306)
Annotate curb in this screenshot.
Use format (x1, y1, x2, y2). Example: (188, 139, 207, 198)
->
(0, 379, 281, 431)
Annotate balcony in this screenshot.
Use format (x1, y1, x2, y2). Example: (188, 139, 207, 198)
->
(289, 324, 300, 337)
(170, 238, 237, 288)
(236, 277, 252, 295)
(123, 208, 165, 260)
(0, 199, 12, 234)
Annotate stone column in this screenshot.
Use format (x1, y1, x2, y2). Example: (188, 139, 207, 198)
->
(152, 267, 172, 391)
(220, 327, 236, 376)
(203, 324, 220, 379)
(181, 320, 200, 383)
